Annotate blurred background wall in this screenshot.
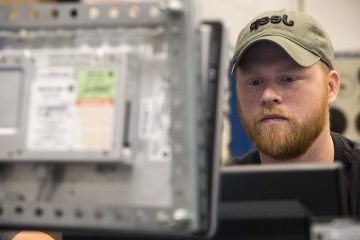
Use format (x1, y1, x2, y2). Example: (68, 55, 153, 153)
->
(199, 0, 360, 57)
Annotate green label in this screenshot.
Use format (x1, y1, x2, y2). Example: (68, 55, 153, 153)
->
(77, 69, 116, 99)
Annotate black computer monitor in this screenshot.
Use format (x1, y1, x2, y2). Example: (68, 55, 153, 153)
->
(218, 163, 349, 239)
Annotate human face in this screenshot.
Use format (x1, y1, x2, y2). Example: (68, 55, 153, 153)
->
(235, 41, 329, 160)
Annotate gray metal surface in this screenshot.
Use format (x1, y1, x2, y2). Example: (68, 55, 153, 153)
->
(0, 0, 222, 236)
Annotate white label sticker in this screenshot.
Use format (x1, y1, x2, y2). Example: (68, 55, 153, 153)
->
(138, 83, 172, 162)
(27, 69, 77, 151)
(138, 98, 153, 140)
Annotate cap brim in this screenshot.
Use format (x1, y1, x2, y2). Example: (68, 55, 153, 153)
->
(231, 35, 320, 74)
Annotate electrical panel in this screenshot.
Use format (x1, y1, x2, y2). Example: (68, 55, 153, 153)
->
(0, 1, 227, 237)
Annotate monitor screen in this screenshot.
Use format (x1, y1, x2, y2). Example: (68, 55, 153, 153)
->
(218, 163, 349, 238)
(221, 163, 348, 217)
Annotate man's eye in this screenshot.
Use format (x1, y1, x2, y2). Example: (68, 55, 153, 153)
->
(280, 75, 296, 83)
(248, 79, 264, 86)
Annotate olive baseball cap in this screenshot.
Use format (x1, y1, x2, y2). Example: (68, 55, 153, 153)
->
(231, 9, 334, 74)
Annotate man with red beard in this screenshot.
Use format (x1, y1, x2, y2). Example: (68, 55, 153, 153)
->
(229, 9, 360, 215)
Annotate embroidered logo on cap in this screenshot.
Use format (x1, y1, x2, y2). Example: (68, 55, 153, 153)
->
(250, 14, 294, 32)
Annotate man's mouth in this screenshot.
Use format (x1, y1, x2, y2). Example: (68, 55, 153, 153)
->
(260, 114, 288, 122)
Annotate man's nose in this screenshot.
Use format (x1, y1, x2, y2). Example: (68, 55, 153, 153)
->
(260, 84, 283, 107)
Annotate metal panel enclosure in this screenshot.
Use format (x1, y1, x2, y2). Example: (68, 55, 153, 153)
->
(0, 1, 224, 237)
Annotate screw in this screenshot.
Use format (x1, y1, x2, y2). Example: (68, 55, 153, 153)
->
(166, 0, 183, 14)
(172, 208, 190, 228)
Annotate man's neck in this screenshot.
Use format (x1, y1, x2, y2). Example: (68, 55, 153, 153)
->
(259, 127, 335, 164)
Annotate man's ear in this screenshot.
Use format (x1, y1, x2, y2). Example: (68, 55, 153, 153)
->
(327, 70, 340, 105)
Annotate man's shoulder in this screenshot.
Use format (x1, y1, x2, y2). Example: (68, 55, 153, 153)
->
(331, 132, 360, 162)
(331, 132, 359, 149)
(331, 133, 360, 216)
(227, 149, 260, 165)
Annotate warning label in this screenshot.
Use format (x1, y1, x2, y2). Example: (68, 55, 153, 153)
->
(76, 69, 116, 151)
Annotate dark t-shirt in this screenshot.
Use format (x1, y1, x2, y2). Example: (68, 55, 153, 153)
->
(229, 132, 360, 216)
